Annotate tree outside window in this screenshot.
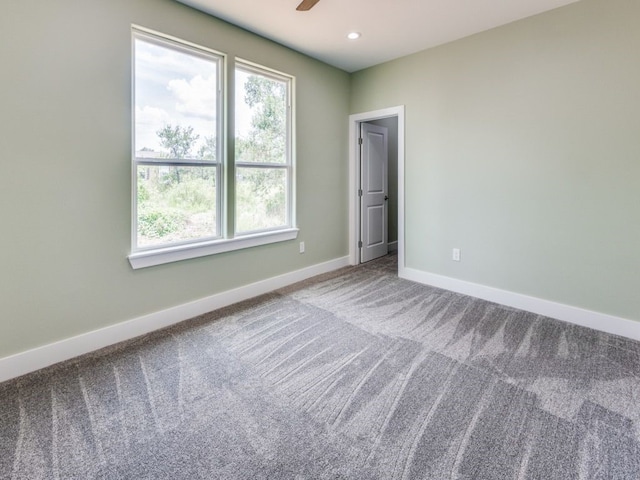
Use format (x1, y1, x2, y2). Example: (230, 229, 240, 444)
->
(235, 65, 292, 234)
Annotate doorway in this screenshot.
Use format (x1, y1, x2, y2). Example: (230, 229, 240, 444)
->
(348, 106, 405, 268)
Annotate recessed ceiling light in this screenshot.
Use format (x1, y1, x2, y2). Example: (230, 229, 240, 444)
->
(347, 32, 361, 40)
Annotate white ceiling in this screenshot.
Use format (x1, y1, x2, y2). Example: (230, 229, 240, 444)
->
(177, 0, 579, 72)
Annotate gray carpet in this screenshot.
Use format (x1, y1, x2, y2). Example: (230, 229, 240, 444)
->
(1, 254, 640, 479)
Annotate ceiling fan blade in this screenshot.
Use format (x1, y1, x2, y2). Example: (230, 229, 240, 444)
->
(296, 0, 320, 11)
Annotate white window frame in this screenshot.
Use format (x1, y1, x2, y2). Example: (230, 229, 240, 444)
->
(128, 28, 297, 270)
(131, 27, 224, 254)
(234, 59, 295, 236)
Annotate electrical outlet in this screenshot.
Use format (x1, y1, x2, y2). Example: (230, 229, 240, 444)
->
(452, 248, 461, 262)
(299, 241, 305, 254)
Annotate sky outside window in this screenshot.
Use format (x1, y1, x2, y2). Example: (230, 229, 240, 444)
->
(134, 38, 217, 158)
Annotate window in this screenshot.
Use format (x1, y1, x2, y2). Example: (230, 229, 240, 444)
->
(129, 27, 297, 269)
(235, 62, 293, 234)
(132, 29, 222, 250)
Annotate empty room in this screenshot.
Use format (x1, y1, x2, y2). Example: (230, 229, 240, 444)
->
(1, 0, 639, 478)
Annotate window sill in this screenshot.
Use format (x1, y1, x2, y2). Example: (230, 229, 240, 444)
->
(128, 228, 299, 269)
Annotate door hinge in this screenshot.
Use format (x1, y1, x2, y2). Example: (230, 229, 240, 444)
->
(358, 241, 363, 248)
(358, 189, 363, 197)
(358, 137, 363, 145)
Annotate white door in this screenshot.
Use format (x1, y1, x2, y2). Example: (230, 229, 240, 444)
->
(360, 123, 388, 263)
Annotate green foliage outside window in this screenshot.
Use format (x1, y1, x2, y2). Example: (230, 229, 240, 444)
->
(235, 72, 288, 233)
(137, 125, 217, 246)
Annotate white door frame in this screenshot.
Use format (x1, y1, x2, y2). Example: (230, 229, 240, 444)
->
(348, 105, 405, 268)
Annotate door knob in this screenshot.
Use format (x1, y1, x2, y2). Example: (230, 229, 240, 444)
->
(384, 195, 389, 201)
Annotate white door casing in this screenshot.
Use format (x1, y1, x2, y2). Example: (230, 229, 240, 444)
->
(360, 123, 388, 263)
(348, 105, 404, 269)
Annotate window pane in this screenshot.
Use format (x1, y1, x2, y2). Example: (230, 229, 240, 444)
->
(135, 37, 218, 161)
(137, 166, 217, 247)
(235, 68, 287, 164)
(235, 167, 287, 233)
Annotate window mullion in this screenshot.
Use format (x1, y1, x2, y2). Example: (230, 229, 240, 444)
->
(136, 159, 219, 167)
(235, 162, 289, 169)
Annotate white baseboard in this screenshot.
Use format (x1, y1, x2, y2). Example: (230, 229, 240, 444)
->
(400, 267, 640, 342)
(388, 241, 398, 252)
(0, 256, 350, 383)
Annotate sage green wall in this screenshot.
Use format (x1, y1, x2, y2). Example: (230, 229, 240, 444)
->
(351, 0, 640, 321)
(0, 0, 350, 358)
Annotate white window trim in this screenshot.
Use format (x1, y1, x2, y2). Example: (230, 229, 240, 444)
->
(129, 29, 298, 269)
(128, 227, 299, 269)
